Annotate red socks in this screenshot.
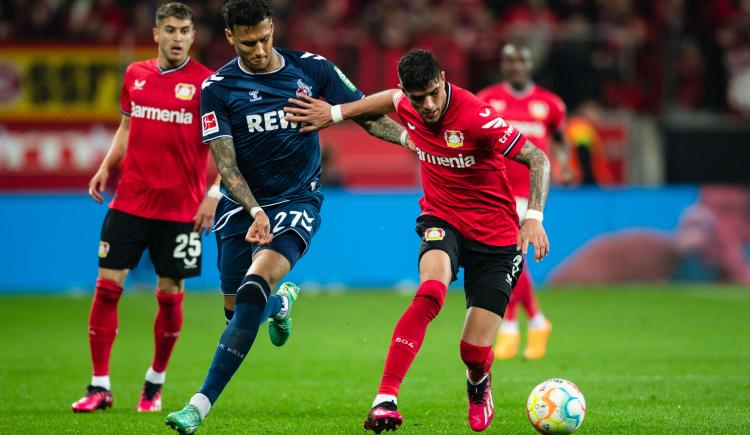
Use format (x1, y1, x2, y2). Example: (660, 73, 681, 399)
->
(152, 290, 185, 373)
(88, 278, 123, 376)
(460, 341, 493, 382)
(505, 268, 538, 321)
(378, 280, 447, 396)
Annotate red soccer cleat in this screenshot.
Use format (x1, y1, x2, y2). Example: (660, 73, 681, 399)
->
(71, 385, 113, 413)
(364, 401, 403, 433)
(467, 372, 494, 432)
(137, 382, 162, 412)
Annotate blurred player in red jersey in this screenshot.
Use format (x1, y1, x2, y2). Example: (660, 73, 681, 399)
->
(71, 2, 217, 414)
(477, 43, 569, 360)
(285, 49, 551, 433)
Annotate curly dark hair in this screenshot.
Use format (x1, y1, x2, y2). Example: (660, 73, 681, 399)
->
(155, 2, 193, 26)
(222, 0, 272, 30)
(397, 49, 441, 92)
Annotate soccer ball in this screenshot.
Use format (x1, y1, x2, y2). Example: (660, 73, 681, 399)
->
(526, 378, 586, 434)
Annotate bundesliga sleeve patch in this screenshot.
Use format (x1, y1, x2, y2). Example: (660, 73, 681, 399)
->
(333, 65, 357, 92)
(424, 227, 446, 241)
(202, 111, 219, 135)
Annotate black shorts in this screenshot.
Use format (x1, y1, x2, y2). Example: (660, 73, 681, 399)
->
(416, 215, 523, 316)
(98, 209, 202, 279)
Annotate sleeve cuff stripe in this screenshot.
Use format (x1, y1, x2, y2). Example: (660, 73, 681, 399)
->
(202, 134, 233, 144)
(502, 132, 523, 156)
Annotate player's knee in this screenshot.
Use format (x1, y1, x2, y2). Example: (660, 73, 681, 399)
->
(415, 279, 447, 318)
(235, 274, 271, 309)
(98, 268, 127, 287)
(156, 276, 184, 293)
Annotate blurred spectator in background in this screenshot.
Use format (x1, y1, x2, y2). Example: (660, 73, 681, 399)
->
(1, 0, 747, 116)
(717, 0, 750, 116)
(563, 100, 614, 186)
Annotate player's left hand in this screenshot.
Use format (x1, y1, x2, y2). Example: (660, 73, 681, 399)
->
(193, 196, 219, 235)
(518, 218, 549, 262)
(246, 210, 273, 246)
(284, 94, 333, 133)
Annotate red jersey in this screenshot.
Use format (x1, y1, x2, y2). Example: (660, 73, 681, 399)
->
(111, 58, 213, 222)
(476, 82, 565, 198)
(395, 84, 526, 246)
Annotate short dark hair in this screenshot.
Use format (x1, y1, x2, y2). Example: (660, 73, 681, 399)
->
(398, 49, 441, 92)
(222, 0, 272, 30)
(155, 2, 193, 26)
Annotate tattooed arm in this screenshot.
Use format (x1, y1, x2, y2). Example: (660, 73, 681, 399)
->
(512, 140, 551, 261)
(513, 140, 551, 212)
(208, 136, 272, 245)
(352, 115, 416, 151)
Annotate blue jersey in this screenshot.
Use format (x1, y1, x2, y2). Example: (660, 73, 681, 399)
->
(200, 48, 364, 206)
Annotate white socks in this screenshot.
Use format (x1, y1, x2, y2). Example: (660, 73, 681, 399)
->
(500, 320, 519, 333)
(145, 367, 166, 384)
(529, 313, 547, 330)
(373, 394, 397, 407)
(91, 375, 111, 390)
(500, 314, 547, 332)
(189, 393, 212, 419)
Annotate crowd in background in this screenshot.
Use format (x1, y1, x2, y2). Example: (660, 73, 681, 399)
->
(2, 0, 750, 115)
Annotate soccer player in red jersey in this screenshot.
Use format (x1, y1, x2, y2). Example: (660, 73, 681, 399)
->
(477, 43, 569, 360)
(285, 49, 551, 433)
(71, 2, 216, 414)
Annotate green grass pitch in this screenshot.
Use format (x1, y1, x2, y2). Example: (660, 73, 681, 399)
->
(0, 286, 748, 434)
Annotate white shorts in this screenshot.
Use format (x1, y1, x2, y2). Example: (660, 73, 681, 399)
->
(515, 196, 528, 226)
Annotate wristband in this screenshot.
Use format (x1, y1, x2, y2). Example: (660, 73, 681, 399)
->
(330, 104, 344, 123)
(525, 209, 544, 222)
(250, 206, 263, 218)
(399, 130, 408, 147)
(207, 184, 222, 199)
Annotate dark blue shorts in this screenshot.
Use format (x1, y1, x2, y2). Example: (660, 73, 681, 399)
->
(213, 197, 321, 295)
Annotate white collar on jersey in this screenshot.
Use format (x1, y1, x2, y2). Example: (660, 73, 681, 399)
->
(237, 49, 286, 75)
(439, 82, 453, 119)
(158, 57, 191, 74)
(502, 81, 536, 99)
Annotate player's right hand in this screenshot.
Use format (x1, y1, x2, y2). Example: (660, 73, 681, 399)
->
(517, 218, 549, 262)
(246, 210, 273, 246)
(88, 167, 109, 204)
(284, 94, 333, 133)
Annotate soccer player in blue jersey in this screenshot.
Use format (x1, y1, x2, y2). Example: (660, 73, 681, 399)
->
(165, 1, 412, 432)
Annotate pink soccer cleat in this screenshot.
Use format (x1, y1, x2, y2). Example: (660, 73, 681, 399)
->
(467, 372, 494, 432)
(364, 401, 403, 433)
(71, 385, 113, 413)
(137, 381, 162, 412)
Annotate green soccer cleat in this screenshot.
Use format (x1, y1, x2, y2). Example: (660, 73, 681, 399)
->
(269, 282, 299, 347)
(165, 404, 203, 434)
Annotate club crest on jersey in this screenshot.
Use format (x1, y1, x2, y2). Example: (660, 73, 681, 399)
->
(529, 100, 549, 119)
(202, 111, 219, 135)
(424, 227, 446, 241)
(296, 79, 312, 98)
(98, 241, 110, 258)
(443, 130, 464, 148)
(248, 89, 262, 102)
(174, 83, 196, 101)
(133, 79, 146, 91)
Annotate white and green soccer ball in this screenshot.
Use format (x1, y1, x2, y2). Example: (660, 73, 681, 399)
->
(526, 378, 586, 434)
